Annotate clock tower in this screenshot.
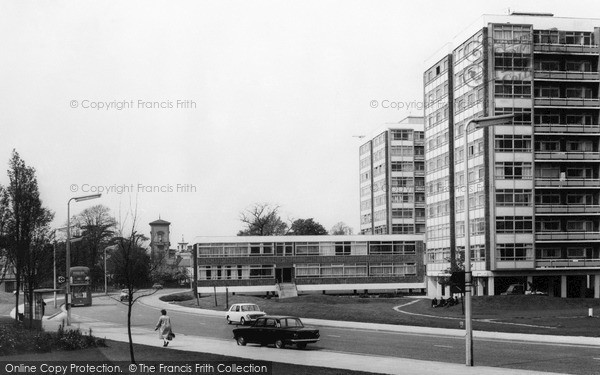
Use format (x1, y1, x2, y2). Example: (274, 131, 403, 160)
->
(149, 218, 171, 258)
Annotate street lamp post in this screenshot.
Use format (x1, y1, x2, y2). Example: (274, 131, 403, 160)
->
(104, 246, 111, 295)
(52, 226, 69, 309)
(104, 247, 107, 295)
(53, 240, 56, 308)
(66, 193, 101, 326)
(463, 114, 513, 366)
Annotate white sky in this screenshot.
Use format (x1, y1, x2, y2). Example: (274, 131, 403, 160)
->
(1, 0, 597, 244)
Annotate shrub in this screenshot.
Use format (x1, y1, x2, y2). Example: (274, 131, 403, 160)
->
(0, 323, 105, 356)
(160, 293, 193, 302)
(54, 325, 106, 351)
(33, 332, 53, 353)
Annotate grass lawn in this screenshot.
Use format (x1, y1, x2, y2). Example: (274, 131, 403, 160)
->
(170, 291, 600, 337)
(0, 339, 377, 375)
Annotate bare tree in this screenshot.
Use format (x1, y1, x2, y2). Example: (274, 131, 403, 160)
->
(108, 203, 162, 364)
(238, 203, 288, 236)
(330, 222, 354, 235)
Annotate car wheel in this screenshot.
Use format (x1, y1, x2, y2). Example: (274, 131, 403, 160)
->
(226, 316, 231, 324)
(297, 343, 307, 349)
(236, 336, 246, 346)
(275, 339, 285, 349)
(240, 317, 246, 325)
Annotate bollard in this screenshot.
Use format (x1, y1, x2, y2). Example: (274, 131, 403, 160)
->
(589, 308, 593, 317)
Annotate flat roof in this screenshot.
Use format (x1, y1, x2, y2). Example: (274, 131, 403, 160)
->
(361, 116, 425, 147)
(425, 13, 600, 69)
(193, 234, 425, 244)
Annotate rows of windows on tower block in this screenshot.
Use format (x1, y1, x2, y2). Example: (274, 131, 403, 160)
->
(421, 16, 600, 297)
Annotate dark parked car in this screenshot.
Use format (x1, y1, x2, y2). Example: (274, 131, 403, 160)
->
(233, 316, 319, 349)
(501, 284, 524, 295)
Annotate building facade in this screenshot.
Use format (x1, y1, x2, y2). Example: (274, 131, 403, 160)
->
(192, 235, 425, 295)
(424, 13, 600, 298)
(359, 117, 427, 235)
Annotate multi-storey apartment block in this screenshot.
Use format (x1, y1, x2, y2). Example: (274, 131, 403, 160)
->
(424, 13, 600, 298)
(359, 117, 426, 236)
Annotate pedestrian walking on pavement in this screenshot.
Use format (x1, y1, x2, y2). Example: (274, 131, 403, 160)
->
(154, 309, 172, 347)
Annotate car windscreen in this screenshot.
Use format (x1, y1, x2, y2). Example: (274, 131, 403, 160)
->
(242, 305, 259, 311)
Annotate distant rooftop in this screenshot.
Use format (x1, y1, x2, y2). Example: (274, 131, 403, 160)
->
(150, 219, 171, 226)
(359, 116, 424, 146)
(397, 116, 424, 125)
(510, 11, 554, 17)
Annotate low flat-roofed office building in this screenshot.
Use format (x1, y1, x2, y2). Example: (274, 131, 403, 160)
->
(192, 235, 425, 296)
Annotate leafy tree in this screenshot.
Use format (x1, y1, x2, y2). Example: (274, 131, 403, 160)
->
(148, 248, 186, 286)
(288, 218, 327, 235)
(71, 205, 117, 290)
(330, 222, 354, 235)
(438, 249, 465, 313)
(438, 250, 465, 290)
(238, 203, 288, 236)
(0, 186, 11, 289)
(2, 150, 54, 325)
(21, 226, 54, 325)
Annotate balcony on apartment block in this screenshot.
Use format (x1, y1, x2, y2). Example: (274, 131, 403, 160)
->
(534, 43, 599, 55)
(535, 177, 600, 188)
(536, 258, 600, 268)
(535, 97, 600, 107)
(536, 204, 600, 214)
(534, 70, 600, 81)
(534, 123, 600, 133)
(535, 231, 600, 241)
(495, 259, 535, 270)
(535, 151, 600, 161)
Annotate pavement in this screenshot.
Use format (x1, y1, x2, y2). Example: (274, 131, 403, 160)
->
(29, 292, 585, 375)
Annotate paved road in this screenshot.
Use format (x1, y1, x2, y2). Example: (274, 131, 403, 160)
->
(59, 290, 600, 374)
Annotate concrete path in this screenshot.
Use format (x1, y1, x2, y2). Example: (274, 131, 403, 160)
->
(37, 293, 571, 375)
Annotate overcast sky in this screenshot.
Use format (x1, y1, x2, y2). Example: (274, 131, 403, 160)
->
(1, 0, 597, 244)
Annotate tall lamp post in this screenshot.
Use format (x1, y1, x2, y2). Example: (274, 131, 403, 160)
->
(52, 226, 69, 308)
(104, 245, 114, 295)
(53, 239, 56, 308)
(463, 114, 513, 366)
(104, 246, 108, 295)
(66, 193, 101, 326)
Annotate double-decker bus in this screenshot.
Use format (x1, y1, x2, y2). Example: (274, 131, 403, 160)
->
(70, 266, 92, 306)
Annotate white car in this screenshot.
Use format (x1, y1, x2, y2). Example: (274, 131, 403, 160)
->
(119, 289, 129, 301)
(226, 303, 266, 325)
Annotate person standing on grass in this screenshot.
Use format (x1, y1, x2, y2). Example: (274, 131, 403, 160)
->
(154, 309, 172, 347)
